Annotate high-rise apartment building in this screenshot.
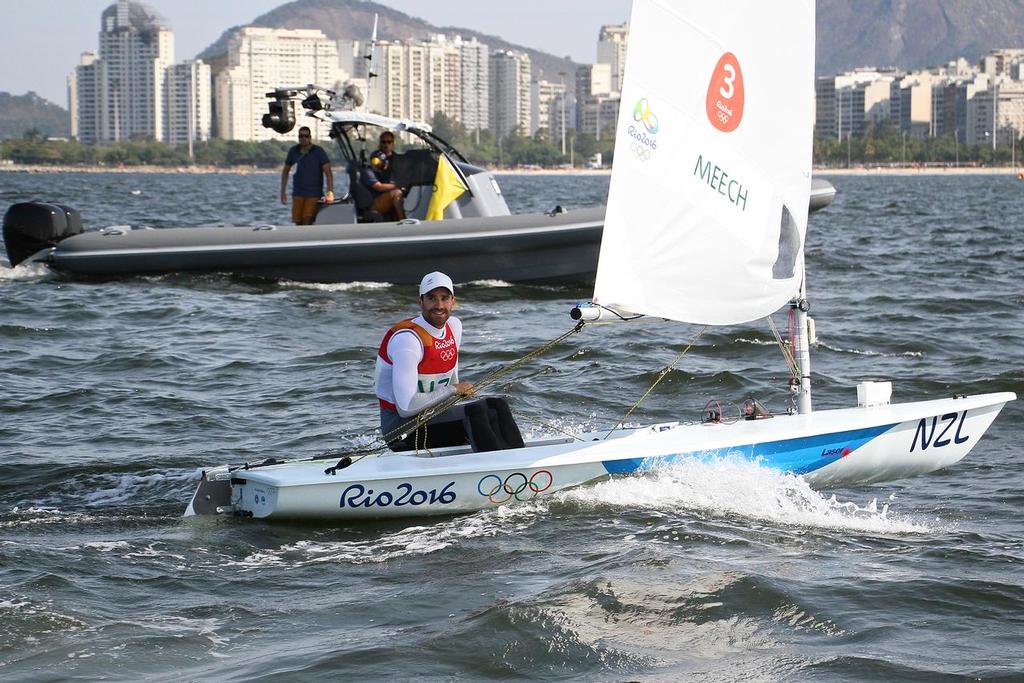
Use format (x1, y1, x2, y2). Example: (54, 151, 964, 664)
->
(972, 76, 1024, 146)
(575, 63, 613, 100)
(69, 1, 213, 146)
(815, 69, 898, 139)
(489, 50, 531, 139)
(165, 60, 211, 146)
(357, 35, 487, 130)
(456, 36, 489, 133)
(69, 53, 100, 143)
(980, 49, 1024, 78)
(215, 27, 344, 141)
(574, 63, 615, 138)
(532, 77, 566, 141)
(69, 0, 174, 143)
(596, 22, 629, 94)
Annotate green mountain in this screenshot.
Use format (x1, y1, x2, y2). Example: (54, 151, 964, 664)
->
(0, 91, 69, 140)
(198, 0, 579, 83)
(199, 0, 1024, 79)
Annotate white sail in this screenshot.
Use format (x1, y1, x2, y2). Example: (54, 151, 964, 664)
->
(593, 0, 816, 325)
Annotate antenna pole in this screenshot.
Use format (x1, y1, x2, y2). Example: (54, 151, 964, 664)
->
(363, 14, 379, 113)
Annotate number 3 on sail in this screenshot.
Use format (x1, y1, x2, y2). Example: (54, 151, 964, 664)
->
(706, 52, 745, 132)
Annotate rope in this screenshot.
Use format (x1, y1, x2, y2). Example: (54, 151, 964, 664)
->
(766, 313, 800, 378)
(602, 325, 708, 439)
(318, 320, 588, 472)
(509, 407, 587, 442)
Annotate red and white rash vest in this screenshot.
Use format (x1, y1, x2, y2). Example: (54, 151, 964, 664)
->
(375, 316, 461, 416)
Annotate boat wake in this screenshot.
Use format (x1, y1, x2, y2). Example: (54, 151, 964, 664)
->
(464, 279, 513, 288)
(0, 260, 54, 282)
(81, 468, 197, 507)
(279, 280, 394, 292)
(556, 456, 935, 535)
(227, 503, 545, 569)
(816, 340, 924, 358)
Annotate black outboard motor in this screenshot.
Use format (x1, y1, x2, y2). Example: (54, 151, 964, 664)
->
(3, 202, 83, 266)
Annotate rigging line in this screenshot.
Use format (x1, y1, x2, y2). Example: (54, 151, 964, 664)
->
(509, 407, 587, 442)
(586, 316, 662, 326)
(389, 319, 587, 450)
(336, 320, 588, 465)
(766, 314, 800, 377)
(603, 325, 709, 439)
(319, 319, 588, 473)
(595, 304, 646, 321)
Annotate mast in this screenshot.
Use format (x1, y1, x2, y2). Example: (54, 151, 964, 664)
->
(793, 263, 812, 414)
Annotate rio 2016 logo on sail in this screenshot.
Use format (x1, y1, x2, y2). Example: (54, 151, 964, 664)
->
(628, 98, 659, 162)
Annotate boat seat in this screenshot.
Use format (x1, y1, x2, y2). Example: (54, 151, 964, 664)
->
(347, 164, 385, 223)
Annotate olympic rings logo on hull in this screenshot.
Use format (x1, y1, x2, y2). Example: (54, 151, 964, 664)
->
(627, 98, 659, 162)
(477, 470, 554, 504)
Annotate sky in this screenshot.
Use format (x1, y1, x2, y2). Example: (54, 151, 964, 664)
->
(0, 0, 631, 106)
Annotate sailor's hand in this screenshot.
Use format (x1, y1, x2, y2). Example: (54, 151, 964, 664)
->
(454, 381, 475, 398)
(280, 191, 287, 205)
(324, 190, 334, 203)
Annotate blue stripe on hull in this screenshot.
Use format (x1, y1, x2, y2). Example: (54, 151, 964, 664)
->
(601, 423, 897, 476)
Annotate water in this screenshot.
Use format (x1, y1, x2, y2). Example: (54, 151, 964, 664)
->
(1, 171, 1022, 680)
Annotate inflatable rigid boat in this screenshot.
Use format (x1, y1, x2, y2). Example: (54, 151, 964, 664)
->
(3, 88, 835, 284)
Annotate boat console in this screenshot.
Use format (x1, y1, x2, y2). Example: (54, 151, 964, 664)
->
(261, 86, 514, 225)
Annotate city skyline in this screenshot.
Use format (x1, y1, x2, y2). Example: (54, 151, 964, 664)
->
(0, 0, 630, 107)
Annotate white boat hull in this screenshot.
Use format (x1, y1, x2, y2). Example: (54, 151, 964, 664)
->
(185, 392, 1015, 520)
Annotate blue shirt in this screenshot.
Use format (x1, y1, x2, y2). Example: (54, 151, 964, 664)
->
(361, 165, 384, 197)
(285, 144, 330, 198)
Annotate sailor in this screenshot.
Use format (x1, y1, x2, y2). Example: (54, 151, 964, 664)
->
(361, 131, 406, 220)
(375, 271, 524, 452)
(280, 126, 334, 225)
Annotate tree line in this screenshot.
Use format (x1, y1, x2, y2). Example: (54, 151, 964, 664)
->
(0, 118, 617, 169)
(815, 121, 1020, 166)
(0, 132, 295, 167)
(2, 119, 1019, 169)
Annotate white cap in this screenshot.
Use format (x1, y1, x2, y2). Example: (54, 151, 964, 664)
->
(419, 271, 454, 296)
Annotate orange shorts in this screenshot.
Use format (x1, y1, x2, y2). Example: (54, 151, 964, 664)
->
(372, 192, 400, 219)
(291, 196, 320, 225)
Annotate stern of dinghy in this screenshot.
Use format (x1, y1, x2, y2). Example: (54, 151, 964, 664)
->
(183, 468, 233, 517)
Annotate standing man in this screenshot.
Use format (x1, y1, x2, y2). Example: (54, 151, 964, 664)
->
(280, 126, 334, 225)
(361, 131, 405, 220)
(374, 271, 523, 452)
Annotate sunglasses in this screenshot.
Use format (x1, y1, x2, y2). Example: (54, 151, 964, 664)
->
(381, 139, 395, 144)
(298, 133, 311, 138)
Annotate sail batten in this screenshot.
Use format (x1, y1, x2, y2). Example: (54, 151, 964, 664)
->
(593, 0, 816, 326)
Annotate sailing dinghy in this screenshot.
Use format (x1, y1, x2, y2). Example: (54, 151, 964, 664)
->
(185, 0, 1014, 520)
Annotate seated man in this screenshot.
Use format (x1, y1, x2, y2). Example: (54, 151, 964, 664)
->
(374, 271, 524, 452)
(361, 132, 406, 221)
